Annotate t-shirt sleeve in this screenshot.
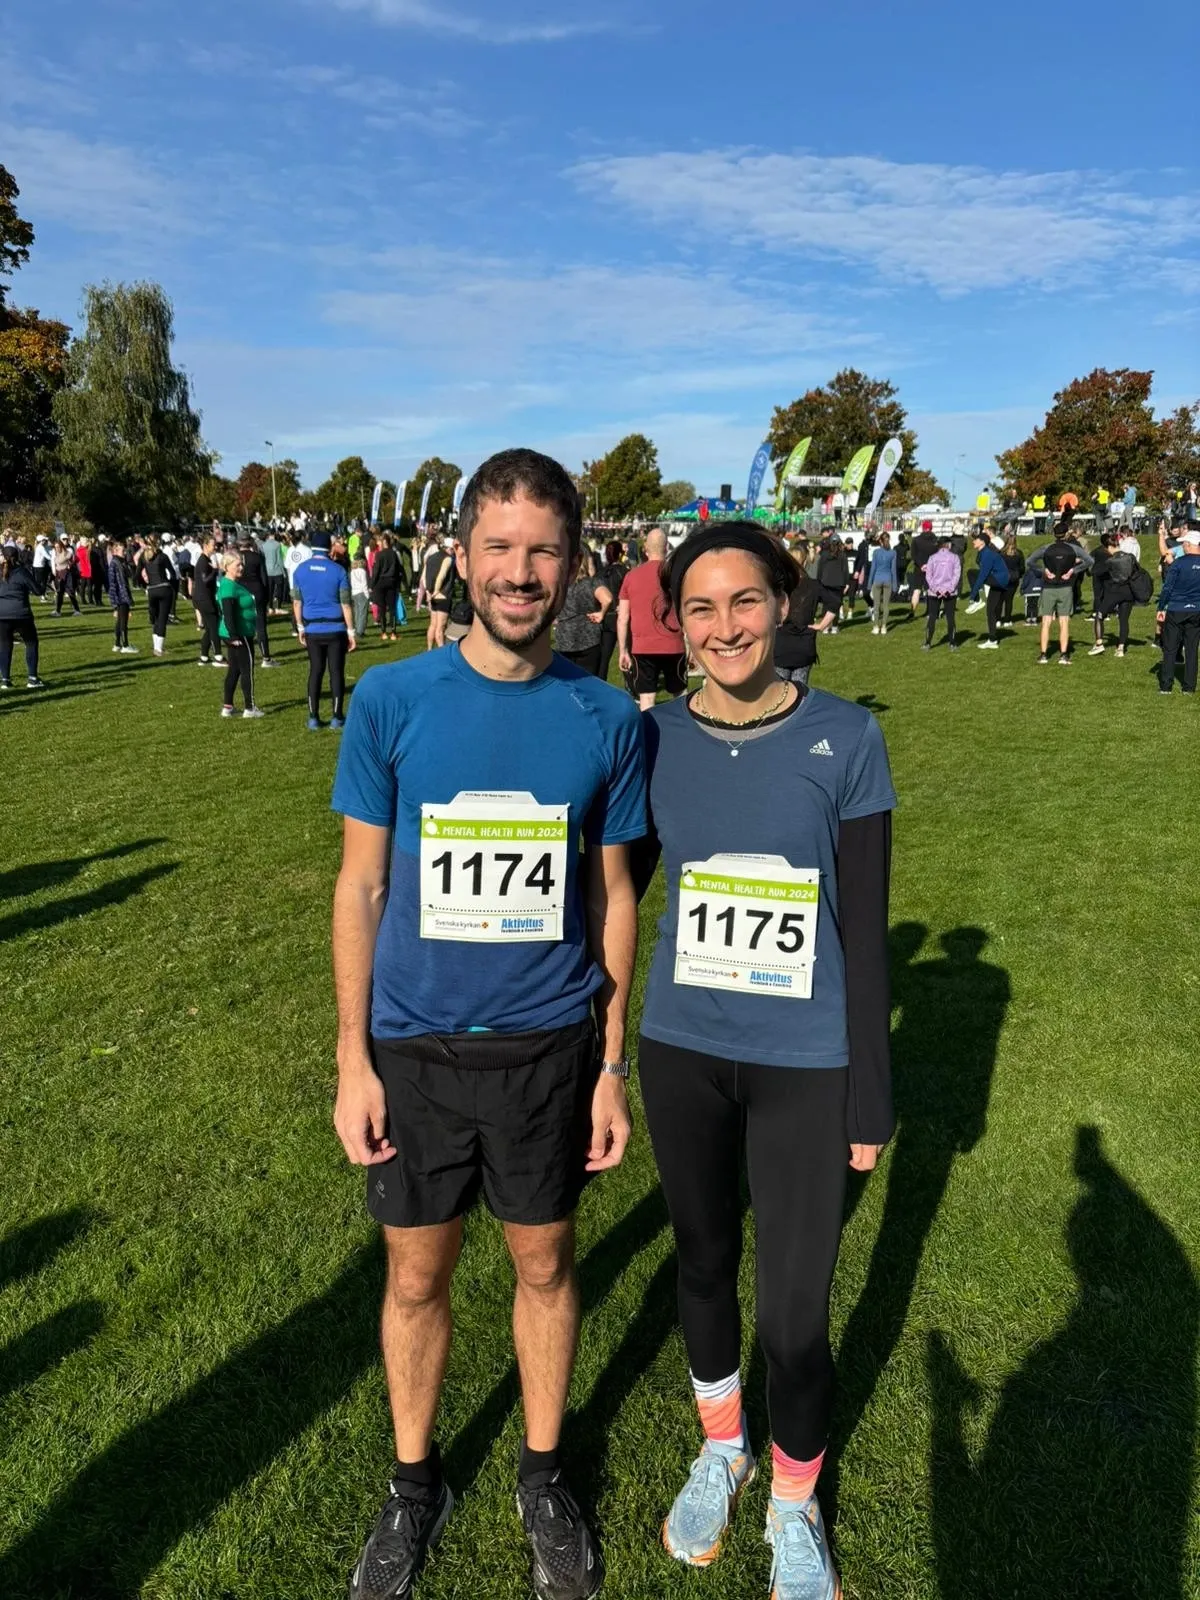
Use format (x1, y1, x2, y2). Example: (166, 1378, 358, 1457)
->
(331, 679, 398, 827)
(338, 578, 351, 606)
(618, 571, 633, 603)
(839, 715, 898, 821)
(584, 706, 647, 846)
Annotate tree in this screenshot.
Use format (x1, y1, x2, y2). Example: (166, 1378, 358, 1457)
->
(589, 433, 663, 520)
(195, 470, 238, 523)
(230, 458, 303, 520)
(52, 282, 209, 530)
(767, 369, 921, 502)
(0, 305, 70, 502)
(312, 456, 376, 522)
(1154, 404, 1200, 506)
(890, 468, 950, 510)
(994, 369, 1172, 505)
(402, 458, 462, 524)
(0, 166, 35, 307)
(661, 478, 697, 510)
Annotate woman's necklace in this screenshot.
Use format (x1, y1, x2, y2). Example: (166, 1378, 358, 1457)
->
(694, 682, 792, 756)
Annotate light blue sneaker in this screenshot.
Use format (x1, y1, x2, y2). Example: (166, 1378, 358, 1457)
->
(765, 1498, 840, 1600)
(662, 1437, 755, 1566)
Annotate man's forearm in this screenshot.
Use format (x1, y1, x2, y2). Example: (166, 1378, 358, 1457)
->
(617, 603, 630, 655)
(332, 872, 387, 1062)
(587, 884, 637, 1062)
(293, 598, 304, 632)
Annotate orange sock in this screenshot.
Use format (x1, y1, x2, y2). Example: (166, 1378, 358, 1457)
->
(770, 1443, 824, 1505)
(691, 1370, 744, 1446)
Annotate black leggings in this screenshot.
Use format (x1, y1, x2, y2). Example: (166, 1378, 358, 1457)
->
(925, 594, 957, 644)
(638, 1036, 848, 1460)
(306, 633, 348, 719)
(113, 605, 131, 648)
(197, 609, 221, 659)
(374, 586, 399, 631)
(147, 590, 172, 640)
(986, 585, 1006, 640)
(0, 618, 39, 680)
(54, 576, 80, 615)
(559, 644, 602, 676)
(1097, 600, 1133, 647)
(223, 639, 254, 708)
(250, 593, 270, 659)
(598, 625, 618, 683)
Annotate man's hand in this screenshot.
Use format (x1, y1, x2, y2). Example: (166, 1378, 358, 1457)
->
(347, 633, 358, 652)
(619, 648, 633, 673)
(849, 1142, 884, 1172)
(586, 1074, 632, 1172)
(1157, 610, 1166, 625)
(334, 1052, 396, 1166)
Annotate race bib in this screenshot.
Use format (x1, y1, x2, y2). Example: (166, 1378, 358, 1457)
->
(675, 854, 819, 1000)
(419, 792, 568, 942)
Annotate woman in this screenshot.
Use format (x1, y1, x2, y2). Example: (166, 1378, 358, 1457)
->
(596, 538, 629, 681)
(773, 558, 833, 687)
(1000, 531, 1025, 625)
(635, 523, 896, 1600)
(371, 532, 403, 641)
(0, 545, 45, 689)
(1089, 532, 1137, 657)
(217, 551, 265, 718)
(866, 533, 897, 634)
(51, 539, 80, 617)
(553, 546, 613, 675)
(193, 533, 223, 666)
(138, 536, 174, 656)
(815, 537, 850, 633)
(107, 538, 137, 653)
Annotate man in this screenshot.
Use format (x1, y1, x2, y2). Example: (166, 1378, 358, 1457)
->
(331, 448, 645, 1600)
(617, 527, 686, 710)
(921, 532, 961, 651)
(909, 519, 939, 614)
(1036, 514, 1081, 665)
(1156, 525, 1200, 694)
(259, 528, 287, 614)
(967, 528, 1011, 648)
(293, 531, 356, 729)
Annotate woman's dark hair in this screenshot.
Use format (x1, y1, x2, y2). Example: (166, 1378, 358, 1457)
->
(458, 448, 583, 558)
(0, 548, 14, 582)
(659, 522, 802, 626)
(604, 539, 623, 566)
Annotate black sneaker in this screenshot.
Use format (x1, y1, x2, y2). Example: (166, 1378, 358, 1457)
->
(517, 1470, 603, 1600)
(347, 1471, 454, 1599)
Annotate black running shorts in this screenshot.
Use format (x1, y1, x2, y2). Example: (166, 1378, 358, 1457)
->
(367, 1020, 598, 1228)
(429, 597, 451, 615)
(632, 652, 688, 696)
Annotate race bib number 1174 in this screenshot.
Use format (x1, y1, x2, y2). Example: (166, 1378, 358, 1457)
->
(419, 792, 569, 942)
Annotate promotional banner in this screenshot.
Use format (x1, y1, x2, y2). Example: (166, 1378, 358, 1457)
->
(452, 476, 467, 516)
(866, 438, 903, 514)
(745, 442, 772, 516)
(841, 445, 875, 504)
(370, 481, 383, 525)
(393, 479, 408, 528)
(774, 436, 813, 509)
(419, 478, 433, 525)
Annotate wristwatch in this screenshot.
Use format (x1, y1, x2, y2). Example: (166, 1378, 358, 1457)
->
(600, 1057, 630, 1079)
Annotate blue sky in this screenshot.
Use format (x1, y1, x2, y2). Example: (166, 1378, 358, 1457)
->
(3, 0, 1198, 500)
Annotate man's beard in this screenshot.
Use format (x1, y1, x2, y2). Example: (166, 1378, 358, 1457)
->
(470, 576, 565, 650)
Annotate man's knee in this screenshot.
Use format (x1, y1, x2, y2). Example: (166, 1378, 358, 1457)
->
(384, 1227, 458, 1310)
(506, 1224, 575, 1295)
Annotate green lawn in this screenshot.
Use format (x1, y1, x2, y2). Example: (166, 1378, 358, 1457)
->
(1, 583, 1198, 1600)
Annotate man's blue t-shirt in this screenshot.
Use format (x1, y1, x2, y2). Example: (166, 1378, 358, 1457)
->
(293, 556, 350, 635)
(332, 645, 646, 1039)
(641, 690, 897, 1069)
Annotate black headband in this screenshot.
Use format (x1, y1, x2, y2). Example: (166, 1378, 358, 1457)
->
(663, 523, 798, 620)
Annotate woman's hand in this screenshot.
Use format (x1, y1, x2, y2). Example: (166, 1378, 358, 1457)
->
(849, 1142, 884, 1172)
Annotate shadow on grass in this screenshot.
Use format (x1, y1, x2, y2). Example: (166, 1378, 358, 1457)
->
(0, 1301, 106, 1405)
(928, 1126, 1197, 1599)
(821, 924, 1010, 1507)
(0, 841, 167, 903)
(0, 863, 179, 944)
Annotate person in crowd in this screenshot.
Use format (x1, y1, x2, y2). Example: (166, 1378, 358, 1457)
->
(138, 535, 175, 656)
(107, 538, 137, 653)
(815, 537, 850, 633)
(74, 536, 93, 607)
(350, 557, 371, 640)
(259, 528, 288, 615)
(1089, 532, 1138, 658)
(50, 538, 80, 617)
(596, 539, 629, 682)
(161, 534, 182, 619)
(1036, 511, 1082, 666)
(217, 550, 265, 718)
(634, 522, 894, 1600)
(867, 533, 897, 635)
(284, 531, 314, 633)
(844, 534, 871, 622)
(371, 532, 404, 642)
(554, 545, 613, 675)
(422, 535, 456, 650)
(293, 532, 357, 731)
(1156, 526, 1200, 694)
(618, 527, 688, 709)
(193, 533, 224, 666)
(237, 532, 278, 667)
(1000, 531, 1025, 625)
(967, 528, 1012, 649)
(922, 532, 962, 651)
(774, 551, 834, 686)
(0, 544, 46, 689)
(330, 448, 643, 1600)
(908, 520, 939, 616)
(31, 532, 52, 597)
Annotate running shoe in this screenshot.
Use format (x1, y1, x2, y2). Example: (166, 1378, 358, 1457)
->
(212, 657, 226, 666)
(330, 716, 346, 731)
(26, 677, 46, 689)
(765, 1499, 841, 1600)
(0, 679, 11, 690)
(1037, 653, 1049, 664)
(348, 1473, 454, 1600)
(198, 656, 211, 666)
(261, 657, 281, 668)
(120, 645, 139, 654)
(1058, 653, 1072, 666)
(112, 645, 122, 654)
(517, 1469, 602, 1600)
(307, 715, 322, 731)
(221, 706, 237, 717)
(977, 640, 999, 650)
(243, 707, 266, 718)
(1088, 644, 1104, 656)
(663, 1438, 756, 1566)
(870, 626, 879, 635)
(965, 599, 985, 614)
(921, 642, 931, 651)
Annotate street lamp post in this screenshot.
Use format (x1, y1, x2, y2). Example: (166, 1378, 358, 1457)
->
(951, 453, 966, 509)
(265, 440, 279, 522)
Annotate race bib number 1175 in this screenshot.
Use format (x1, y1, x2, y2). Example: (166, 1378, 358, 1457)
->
(674, 854, 819, 999)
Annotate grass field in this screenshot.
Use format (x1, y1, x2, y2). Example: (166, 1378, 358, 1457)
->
(2, 578, 1199, 1600)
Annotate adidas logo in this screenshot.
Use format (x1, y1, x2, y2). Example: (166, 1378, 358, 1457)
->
(809, 739, 833, 757)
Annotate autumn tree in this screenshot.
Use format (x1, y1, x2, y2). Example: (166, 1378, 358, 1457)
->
(0, 165, 34, 304)
(195, 470, 238, 523)
(993, 369, 1190, 505)
(0, 167, 70, 502)
(312, 456, 375, 522)
(661, 479, 697, 509)
(768, 369, 928, 505)
(891, 467, 950, 510)
(52, 282, 208, 530)
(402, 457, 462, 524)
(588, 434, 663, 519)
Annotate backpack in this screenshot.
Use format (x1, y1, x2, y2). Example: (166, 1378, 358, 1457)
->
(924, 548, 960, 596)
(1130, 566, 1153, 605)
(1106, 550, 1135, 584)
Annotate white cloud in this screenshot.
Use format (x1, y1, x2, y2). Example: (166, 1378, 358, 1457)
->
(573, 150, 1200, 296)
(317, 0, 621, 43)
(0, 122, 185, 238)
